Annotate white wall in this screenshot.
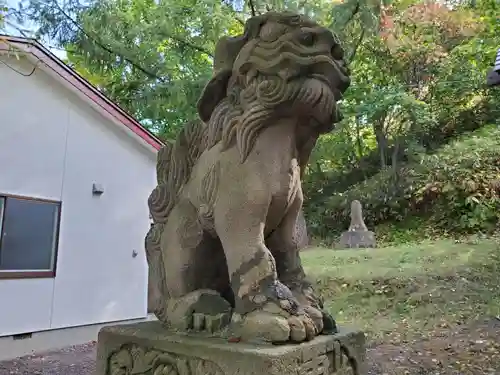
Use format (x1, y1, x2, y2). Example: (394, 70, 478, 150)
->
(0, 55, 156, 336)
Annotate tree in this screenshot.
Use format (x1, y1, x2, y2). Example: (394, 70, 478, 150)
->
(0, 2, 7, 30)
(8, 0, 500, 236)
(10, 0, 373, 139)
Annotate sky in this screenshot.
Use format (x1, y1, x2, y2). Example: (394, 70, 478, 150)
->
(4, 0, 67, 59)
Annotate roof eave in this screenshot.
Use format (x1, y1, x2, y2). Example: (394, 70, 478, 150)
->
(0, 34, 164, 153)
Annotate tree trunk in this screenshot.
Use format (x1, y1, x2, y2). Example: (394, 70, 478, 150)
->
(372, 111, 389, 168)
(355, 115, 364, 158)
(374, 123, 388, 168)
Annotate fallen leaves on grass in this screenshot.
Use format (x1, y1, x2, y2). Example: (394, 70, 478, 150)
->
(368, 319, 500, 375)
(305, 239, 500, 374)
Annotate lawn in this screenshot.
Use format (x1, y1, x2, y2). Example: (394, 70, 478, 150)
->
(302, 239, 500, 374)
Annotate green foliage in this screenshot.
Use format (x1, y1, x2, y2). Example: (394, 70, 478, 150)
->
(13, 0, 247, 138)
(8, 0, 500, 240)
(307, 125, 500, 237)
(10, 0, 346, 140)
(0, 3, 6, 27)
(64, 0, 240, 137)
(303, 0, 500, 241)
(417, 125, 500, 231)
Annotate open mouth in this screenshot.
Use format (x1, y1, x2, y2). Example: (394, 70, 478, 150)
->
(309, 73, 332, 87)
(309, 73, 343, 101)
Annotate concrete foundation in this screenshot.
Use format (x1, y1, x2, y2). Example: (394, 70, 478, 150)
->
(0, 314, 157, 361)
(96, 321, 367, 375)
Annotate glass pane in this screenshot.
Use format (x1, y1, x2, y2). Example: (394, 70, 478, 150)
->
(0, 197, 59, 271)
(0, 198, 4, 236)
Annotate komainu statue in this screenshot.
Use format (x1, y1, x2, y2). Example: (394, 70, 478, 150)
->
(145, 11, 350, 344)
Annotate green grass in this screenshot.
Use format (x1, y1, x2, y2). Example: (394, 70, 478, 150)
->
(302, 239, 500, 341)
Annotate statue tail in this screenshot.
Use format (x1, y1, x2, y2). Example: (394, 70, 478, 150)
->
(145, 121, 207, 321)
(145, 222, 169, 321)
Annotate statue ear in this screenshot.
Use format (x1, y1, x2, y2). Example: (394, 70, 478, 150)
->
(197, 69, 232, 123)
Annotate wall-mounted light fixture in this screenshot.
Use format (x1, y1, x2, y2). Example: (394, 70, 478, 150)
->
(92, 183, 105, 196)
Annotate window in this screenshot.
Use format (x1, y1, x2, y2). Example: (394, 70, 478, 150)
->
(0, 195, 61, 279)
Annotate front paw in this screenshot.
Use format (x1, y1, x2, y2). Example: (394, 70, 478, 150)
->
(230, 281, 321, 343)
(290, 283, 337, 335)
(231, 302, 318, 343)
(291, 282, 324, 309)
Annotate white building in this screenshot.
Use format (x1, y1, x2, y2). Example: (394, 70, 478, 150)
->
(0, 36, 162, 360)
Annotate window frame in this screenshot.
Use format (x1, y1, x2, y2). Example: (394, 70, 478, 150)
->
(0, 193, 62, 280)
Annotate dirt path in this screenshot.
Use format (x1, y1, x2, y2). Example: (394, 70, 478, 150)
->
(0, 342, 96, 375)
(1, 319, 499, 375)
(367, 318, 500, 375)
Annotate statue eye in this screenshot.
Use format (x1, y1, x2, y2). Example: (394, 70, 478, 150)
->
(300, 32, 315, 46)
(290, 15, 302, 25)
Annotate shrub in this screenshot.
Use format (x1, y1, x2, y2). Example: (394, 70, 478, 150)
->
(305, 125, 500, 237)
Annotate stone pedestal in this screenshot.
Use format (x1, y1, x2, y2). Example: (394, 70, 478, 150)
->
(95, 321, 367, 375)
(337, 230, 376, 249)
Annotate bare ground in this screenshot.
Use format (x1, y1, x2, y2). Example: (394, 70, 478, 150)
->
(367, 318, 500, 375)
(1, 318, 499, 375)
(0, 342, 96, 375)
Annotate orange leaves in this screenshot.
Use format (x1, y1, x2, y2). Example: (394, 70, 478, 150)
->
(378, 0, 479, 64)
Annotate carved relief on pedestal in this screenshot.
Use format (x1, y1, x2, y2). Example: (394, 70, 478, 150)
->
(298, 340, 362, 375)
(105, 339, 362, 375)
(107, 344, 224, 375)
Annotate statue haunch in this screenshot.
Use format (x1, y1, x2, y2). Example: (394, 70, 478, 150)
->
(145, 11, 350, 344)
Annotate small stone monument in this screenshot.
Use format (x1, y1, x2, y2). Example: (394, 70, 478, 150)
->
(337, 200, 376, 249)
(95, 11, 366, 375)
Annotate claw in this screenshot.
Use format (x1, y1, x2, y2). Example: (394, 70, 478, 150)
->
(301, 314, 317, 341)
(192, 313, 205, 331)
(288, 316, 306, 342)
(321, 309, 338, 335)
(304, 305, 324, 334)
(232, 301, 324, 343)
(165, 289, 232, 333)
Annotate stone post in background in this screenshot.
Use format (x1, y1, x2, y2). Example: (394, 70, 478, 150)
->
(337, 200, 376, 249)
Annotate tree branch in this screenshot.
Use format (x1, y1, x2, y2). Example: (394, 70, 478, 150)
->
(234, 17, 245, 26)
(248, 0, 256, 16)
(47, 1, 166, 81)
(342, 0, 360, 29)
(48, 0, 214, 82)
(156, 31, 213, 57)
(298, 0, 309, 8)
(222, 1, 245, 26)
(347, 27, 365, 63)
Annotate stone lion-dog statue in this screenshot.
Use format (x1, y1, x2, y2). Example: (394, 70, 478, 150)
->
(145, 11, 350, 344)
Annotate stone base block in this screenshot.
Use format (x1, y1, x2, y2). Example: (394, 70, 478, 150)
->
(96, 321, 367, 375)
(337, 231, 376, 249)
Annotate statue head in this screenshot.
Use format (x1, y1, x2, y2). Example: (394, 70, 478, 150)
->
(197, 12, 351, 162)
